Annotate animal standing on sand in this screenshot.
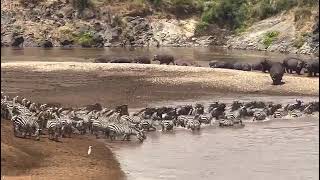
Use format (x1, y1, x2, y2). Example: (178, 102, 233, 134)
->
(88, 145, 92, 155)
(260, 58, 274, 73)
(153, 54, 175, 65)
(269, 62, 285, 85)
(305, 59, 319, 77)
(282, 57, 305, 75)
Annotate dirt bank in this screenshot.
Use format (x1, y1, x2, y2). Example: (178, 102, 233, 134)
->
(1, 120, 124, 180)
(1, 62, 318, 109)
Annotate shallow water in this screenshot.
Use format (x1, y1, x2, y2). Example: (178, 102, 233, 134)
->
(0, 47, 314, 66)
(109, 117, 318, 180)
(108, 97, 319, 180)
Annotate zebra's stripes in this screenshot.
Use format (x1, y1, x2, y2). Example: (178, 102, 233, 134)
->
(160, 120, 174, 131)
(12, 115, 40, 140)
(186, 119, 201, 131)
(107, 123, 146, 142)
(46, 119, 63, 141)
(252, 109, 267, 121)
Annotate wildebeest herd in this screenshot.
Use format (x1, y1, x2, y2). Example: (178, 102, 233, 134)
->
(93, 54, 319, 85)
(2, 92, 319, 143)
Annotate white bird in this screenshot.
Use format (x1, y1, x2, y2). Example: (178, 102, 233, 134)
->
(87, 145, 92, 155)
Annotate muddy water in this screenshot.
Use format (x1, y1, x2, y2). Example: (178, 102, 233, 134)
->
(109, 96, 319, 180)
(0, 47, 314, 66)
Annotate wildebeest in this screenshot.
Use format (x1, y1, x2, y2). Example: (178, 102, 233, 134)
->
(305, 59, 319, 77)
(282, 57, 305, 75)
(269, 62, 285, 85)
(153, 54, 175, 65)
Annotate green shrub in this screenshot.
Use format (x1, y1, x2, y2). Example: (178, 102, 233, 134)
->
(77, 32, 94, 47)
(262, 31, 280, 48)
(195, 21, 209, 34)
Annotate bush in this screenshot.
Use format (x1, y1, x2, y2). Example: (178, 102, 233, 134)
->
(262, 31, 280, 48)
(195, 21, 209, 34)
(77, 32, 94, 47)
(199, 0, 249, 30)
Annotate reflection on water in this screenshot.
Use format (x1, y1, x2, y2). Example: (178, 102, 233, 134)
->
(1, 47, 314, 65)
(107, 96, 319, 180)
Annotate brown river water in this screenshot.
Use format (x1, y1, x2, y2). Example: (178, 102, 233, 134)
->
(1, 48, 319, 180)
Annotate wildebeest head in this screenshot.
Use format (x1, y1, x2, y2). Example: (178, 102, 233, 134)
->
(194, 103, 204, 115)
(115, 104, 129, 116)
(153, 55, 158, 61)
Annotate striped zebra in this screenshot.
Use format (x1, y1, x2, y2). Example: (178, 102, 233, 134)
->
(223, 106, 247, 125)
(11, 115, 41, 140)
(1, 99, 12, 120)
(176, 115, 194, 127)
(252, 109, 268, 121)
(273, 108, 288, 118)
(288, 109, 303, 118)
(107, 123, 146, 142)
(46, 119, 63, 141)
(186, 119, 201, 131)
(160, 120, 174, 131)
(196, 114, 213, 125)
(91, 117, 112, 138)
(59, 116, 74, 138)
(218, 119, 234, 127)
(138, 119, 156, 131)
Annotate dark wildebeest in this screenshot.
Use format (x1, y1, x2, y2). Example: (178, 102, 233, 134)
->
(305, 59, 319, 77)
(282, 57, 306, 75)
(133, 56, 151, 64)
(260, 58, 274, 73)
(85, 103, 102, 112)
(269, 62, 285, 85)
(153, 54, 175, 65)
(115, 105, 129, 116)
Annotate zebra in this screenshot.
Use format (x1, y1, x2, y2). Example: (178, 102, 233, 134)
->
(176, 115, 194, 127)
(46, 119, 63, 141)
(273, 108, 288, 118)
(1, 99, 12, 120)
(220, 106, 247, 126)
(224, 106, 247, 123)
(107, 123, 146, 142)
(138, 119, 156, 131)
(11, 115, 41, 140)
(288, 109, 303, 118)
(218, 119, 234, 127)
(91, 117, 111, 138)
(196, 114, 213, 125)
(186, 119, 201, 131)
(160, 120, 174, 131)
(252, 109, 268, 121)
(59, 116, 74, 138)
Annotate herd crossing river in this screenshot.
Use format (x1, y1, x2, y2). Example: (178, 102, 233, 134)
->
(1, 47, 319, 180)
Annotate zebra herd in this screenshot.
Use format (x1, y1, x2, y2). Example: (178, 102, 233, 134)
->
(1, 92, 319, 143)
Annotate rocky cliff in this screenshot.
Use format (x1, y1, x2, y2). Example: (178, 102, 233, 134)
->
(1, 0, 318, 55)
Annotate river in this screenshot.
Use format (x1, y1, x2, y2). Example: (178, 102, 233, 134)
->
(1, 47, 319, 180)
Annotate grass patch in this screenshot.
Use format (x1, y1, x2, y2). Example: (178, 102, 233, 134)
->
(262, 31, 280, 48)
(77, 31, 94, 47)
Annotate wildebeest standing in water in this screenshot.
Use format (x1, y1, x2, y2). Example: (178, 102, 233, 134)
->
(153, 54, 175, 65)
(270, 62, 285, 85)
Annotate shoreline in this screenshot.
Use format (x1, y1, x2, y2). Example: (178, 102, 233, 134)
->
(1, 120, 125, 180)
(2, 61, 319, 97)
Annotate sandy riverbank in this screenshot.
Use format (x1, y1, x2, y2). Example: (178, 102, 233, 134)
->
(1, 120, 125, 180)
